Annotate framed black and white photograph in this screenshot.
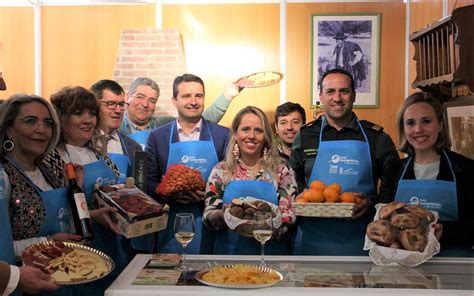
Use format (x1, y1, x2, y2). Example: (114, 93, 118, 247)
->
(444, 98, 474, 160)
(311, 13, 381, 108)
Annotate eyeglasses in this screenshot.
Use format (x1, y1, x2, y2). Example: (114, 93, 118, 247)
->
(18, 116, 54, 129)
(101, 101, 129, 110)
(132, 94, 158, 105)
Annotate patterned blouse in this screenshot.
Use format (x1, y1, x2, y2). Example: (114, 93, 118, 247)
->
(203, 161, 298, 226)
(4, 149, 65, 240)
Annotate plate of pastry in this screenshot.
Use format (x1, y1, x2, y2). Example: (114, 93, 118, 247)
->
(236, 71, 283, 88)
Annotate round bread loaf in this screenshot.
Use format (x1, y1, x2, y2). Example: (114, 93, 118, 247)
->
(405, 205, 435, 223)
(399, 228, 428, 252)
(390, 213, 421, 229)
(389, 240, 403, 249)
(367, 220, 398, 246)
(379, 201, 406, 219)
(229, 206, 244, 219)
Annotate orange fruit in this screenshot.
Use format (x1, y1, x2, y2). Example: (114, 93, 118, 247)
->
(340, 192, 356, 203)
(309, 180, 326, 192)
(295, 192, 308, 203)
(296, 197, 308, 204)
(327, 183, 342, 194)
(323, 187, 340, 203)
(304, 189, 325, 203)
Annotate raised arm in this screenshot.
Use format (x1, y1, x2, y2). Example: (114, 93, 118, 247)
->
(202, 83, 242, 123)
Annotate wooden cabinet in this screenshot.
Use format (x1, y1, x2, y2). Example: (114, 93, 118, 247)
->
(410, 5, 474, 101)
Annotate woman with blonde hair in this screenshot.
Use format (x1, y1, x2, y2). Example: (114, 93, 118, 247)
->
(395, 91, 473, 256)
(203, 106, 298, 254)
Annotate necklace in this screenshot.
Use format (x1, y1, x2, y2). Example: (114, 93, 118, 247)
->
(239, 160, 261, 178)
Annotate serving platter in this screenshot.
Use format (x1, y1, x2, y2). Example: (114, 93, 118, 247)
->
(195, 264, 283, 289)
(22, 240, 114, 285)
(236, 71, 283, 88)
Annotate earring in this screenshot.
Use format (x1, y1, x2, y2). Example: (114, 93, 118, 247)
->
(233, 143, 240, 160)
(3, 138, 14, 151)
(263, 147, 268, 161)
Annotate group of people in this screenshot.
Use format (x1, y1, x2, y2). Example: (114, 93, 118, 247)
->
(0, 69, 472, 295)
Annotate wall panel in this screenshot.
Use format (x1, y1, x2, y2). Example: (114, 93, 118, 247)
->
(41, 5, 155, 98)
(163, 4, 280, 128)
(0, 7, 35, 98)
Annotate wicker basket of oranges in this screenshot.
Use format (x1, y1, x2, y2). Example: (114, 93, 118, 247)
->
(294, 180, 361, 218)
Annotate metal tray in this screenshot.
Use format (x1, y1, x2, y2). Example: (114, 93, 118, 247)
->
(195, 264, 283, 289)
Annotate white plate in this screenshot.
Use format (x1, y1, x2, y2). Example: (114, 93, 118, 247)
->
(195, 264, 283, 289)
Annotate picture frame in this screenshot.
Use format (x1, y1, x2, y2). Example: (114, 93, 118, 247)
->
(444, 97, 474, 160)
(311, 13, 381, 108)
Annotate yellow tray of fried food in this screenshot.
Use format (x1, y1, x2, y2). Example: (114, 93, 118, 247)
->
(195, 264, 283, 289)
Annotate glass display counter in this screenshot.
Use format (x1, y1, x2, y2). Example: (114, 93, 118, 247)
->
(106, 254, 473, 295)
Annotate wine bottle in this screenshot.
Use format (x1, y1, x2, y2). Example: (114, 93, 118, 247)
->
(65, 163, 93, 240)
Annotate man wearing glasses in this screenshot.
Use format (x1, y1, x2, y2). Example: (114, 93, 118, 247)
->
(120, 77, 241, 148)
(91, 79, 143, 183)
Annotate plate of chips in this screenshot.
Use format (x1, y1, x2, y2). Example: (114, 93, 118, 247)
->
(22, 240, 114, 285)
(236, 71, 283, 88)
(195, 264, 283, 289)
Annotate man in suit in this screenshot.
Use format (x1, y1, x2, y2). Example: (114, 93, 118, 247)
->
(1, 262, 58, 295)
(119, 77, 241, 147)
(91, 79, 143, 183)
(146, 73, 229, 254)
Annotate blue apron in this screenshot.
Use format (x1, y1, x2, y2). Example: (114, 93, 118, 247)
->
(123, 113, 150, 149)
(0, 163, 16, 265)
(155, 122, 218, 254)
(108, 134, 131, 183)
(36, 188, 70, 236)
(83, 158, 117, 204)
(81, 155, 129, 295)
(395, 150, 458, 221)
(293, 117, 375, 255)
(215, 179, 291, 255)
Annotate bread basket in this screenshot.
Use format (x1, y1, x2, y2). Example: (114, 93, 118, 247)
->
(363, 203, 440, 267)
(224, 197, 282, 238)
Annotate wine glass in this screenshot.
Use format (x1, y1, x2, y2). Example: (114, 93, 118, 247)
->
(252, 212, 273, 267)
(174, 213, 195, 271)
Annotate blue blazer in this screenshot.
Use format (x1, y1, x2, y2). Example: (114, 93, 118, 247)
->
(145, 118, 229, 199)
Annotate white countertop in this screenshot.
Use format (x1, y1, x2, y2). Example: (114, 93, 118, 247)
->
(106, 255, 474, 296)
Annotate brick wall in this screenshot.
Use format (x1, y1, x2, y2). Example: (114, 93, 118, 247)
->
(113, 28, 186, 116)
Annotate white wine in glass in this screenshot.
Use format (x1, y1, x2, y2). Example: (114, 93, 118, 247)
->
(252, 212, 273, 267)
(174, 213, 195, 271)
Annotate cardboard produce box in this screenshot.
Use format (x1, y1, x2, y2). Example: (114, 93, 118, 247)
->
(95, 184, 169, 238)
